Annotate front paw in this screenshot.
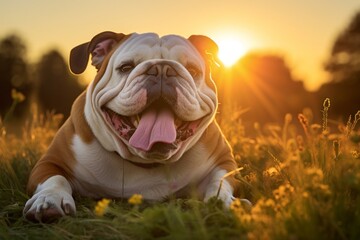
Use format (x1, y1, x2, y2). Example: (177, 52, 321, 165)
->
(23, 189, 76, 222)
(204, 190, 234, 207)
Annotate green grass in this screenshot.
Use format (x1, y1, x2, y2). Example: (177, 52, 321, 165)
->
(1, 101, 360, 239)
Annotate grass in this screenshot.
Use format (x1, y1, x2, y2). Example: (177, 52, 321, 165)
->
(1, 99, 360, 239)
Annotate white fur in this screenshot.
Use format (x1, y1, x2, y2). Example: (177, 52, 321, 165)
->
(23, 175, 75, 221)
(71, 134, 225, 201)
(202, 168, 234, 206)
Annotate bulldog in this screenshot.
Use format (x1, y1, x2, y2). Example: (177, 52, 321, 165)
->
(23, 31, 239, 221)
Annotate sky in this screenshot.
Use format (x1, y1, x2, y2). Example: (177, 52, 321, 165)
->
(0, 0, 359, 91)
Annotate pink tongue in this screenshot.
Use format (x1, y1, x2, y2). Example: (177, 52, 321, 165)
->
(129, 109, 176, 151)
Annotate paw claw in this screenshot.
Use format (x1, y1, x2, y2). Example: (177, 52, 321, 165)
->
(24, 189, 75, 222)
(64, 204, 70, 214)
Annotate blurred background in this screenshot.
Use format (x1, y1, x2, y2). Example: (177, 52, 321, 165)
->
(0, 1, 359, 135)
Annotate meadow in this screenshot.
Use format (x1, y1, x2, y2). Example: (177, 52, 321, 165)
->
(1, 97, 360, 240)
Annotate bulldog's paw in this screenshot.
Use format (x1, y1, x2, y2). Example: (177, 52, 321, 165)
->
(203, 168, 235, 207)
(204, 192, 252, 210)
(204, 186, 234, 207)
(23, 175, 75, 222)
(24, 189, 75, 222)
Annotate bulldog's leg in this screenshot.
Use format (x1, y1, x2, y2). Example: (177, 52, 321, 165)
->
(202, 167, 253, 209)
(202, 167, 235, 207)
(23, 175, 76, 222)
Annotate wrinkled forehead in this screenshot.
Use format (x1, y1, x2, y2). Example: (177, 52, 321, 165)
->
(112, 33, 202, 63)
(123, 33, 191, 51)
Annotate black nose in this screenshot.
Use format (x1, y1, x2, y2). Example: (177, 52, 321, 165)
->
(144, 63, 178, 108)
(146, 64, 178, 78)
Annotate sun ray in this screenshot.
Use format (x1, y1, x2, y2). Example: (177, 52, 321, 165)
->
(216, 36, 249, 67)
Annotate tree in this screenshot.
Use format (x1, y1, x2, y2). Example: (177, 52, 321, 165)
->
(36, 50, 84, 118)
(319, 10, 360, 120)
(324, 11, 360, 83)
(0, 34, 32, 118)
(214, 53, 314, 126)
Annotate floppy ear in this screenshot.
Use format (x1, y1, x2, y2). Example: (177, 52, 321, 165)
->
(69, 31, 127, 74)
(188, 35, 221, 67)
(69, 42, 90, 74)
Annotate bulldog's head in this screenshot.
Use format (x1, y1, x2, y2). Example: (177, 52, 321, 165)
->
(70, 32, 220, 163)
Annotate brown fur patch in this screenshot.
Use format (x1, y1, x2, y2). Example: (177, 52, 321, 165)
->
(70, 92, 94, 143)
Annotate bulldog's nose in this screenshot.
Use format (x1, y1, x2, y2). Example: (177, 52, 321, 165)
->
(145, 63, 179, 105)
(146, 64, 178, 78)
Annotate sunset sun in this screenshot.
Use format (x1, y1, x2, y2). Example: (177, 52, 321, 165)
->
(216, 36, 249, 67)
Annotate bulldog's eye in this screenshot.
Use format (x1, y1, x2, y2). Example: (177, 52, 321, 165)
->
(117, 62, 135, 73)
(186, 65, 200, 78)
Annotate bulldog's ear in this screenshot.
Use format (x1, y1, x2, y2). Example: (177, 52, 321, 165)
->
(69, 31, 127, 74)
(188, 35, 221, 67)
(69, 42, 90, 74)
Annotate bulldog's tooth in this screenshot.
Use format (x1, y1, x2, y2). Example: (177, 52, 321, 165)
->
(134, 120, 139, 127)
(133, 115, 140, 127)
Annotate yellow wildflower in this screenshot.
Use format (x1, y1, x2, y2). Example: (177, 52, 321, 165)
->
(272, 183, 294, 207)
(302, 191, 309, 198)
(11, 89, 25, 103)
(351, 150, 360, 159)
(230, 198, 252, 225)
(128, 194, 143, 205)
(94, 198, 111, 216)
(230, 198, 242, 211)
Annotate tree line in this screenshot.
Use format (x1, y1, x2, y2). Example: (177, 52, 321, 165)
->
(0, 10, 359, 130)
(0, 35, 84, 123)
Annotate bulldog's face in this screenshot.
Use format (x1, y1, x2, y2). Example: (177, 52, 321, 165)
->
(71, 32, 219, 163)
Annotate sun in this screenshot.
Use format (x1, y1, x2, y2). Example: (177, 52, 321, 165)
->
(216, 36, 249, 67)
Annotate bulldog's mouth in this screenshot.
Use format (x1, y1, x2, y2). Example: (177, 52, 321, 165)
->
(102, 101, 201, 155)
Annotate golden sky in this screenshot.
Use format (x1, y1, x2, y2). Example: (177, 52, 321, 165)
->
(0, 0, 359, 90)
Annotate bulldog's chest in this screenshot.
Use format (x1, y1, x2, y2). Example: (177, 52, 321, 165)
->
(70, 134, 214, 200)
